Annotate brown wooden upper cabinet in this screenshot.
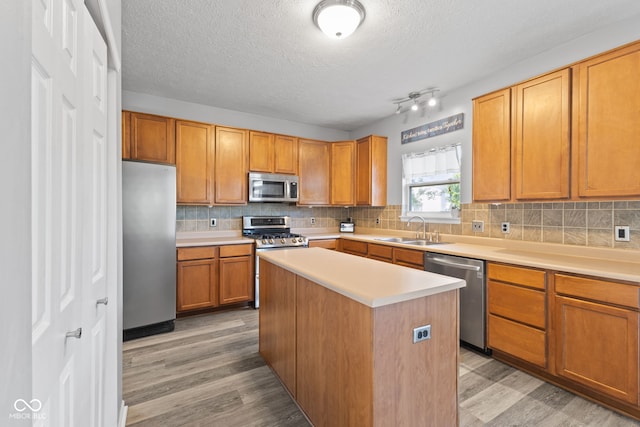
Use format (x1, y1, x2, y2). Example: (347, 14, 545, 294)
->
(514, 69, 571, 200)
(123, 111, 176, 164)
(330, 140, 356, 206)
(473, 40, 640, 202)
(176, 120, 214, 205)
(215, 126, 248, 204)
(298, 139, 330, 205)
(249, 131, 298, 175)
(472, 88, 512, 202)
(356, 135, 387, 206)
(573, 42, 640, 198)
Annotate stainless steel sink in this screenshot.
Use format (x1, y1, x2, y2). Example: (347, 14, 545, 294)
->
(402, 240, 448, 246)
(374, 237, 417, 243)
(374, 237, 448, 246)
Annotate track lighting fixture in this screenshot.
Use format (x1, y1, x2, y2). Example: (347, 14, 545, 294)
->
(393, 88, 440, 114)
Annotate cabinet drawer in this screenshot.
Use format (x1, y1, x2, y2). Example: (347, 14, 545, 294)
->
(341, 239, 368, 255)
(393, 248, 423, 268)
(555, 274, 640, 310)
(367, 243, 393, 260)
(177, 246, 217, 261)
(488, 314, 546, 368)
(219, 243, 253, 258)
(488, 281, 545, 329)
(308, 239, 337, 250)
(488, 263, 545, 290)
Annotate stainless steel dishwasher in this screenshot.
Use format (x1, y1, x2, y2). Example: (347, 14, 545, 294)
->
(424, 253, 489, 353)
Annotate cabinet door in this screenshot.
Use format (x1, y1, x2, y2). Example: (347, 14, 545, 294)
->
(472, 88, 512, 201)
(573, 43, 640, 197)
(219, 255, 253, 304)
(249, 131, 275, 173)
(130, 112, 176, 164)
(340, 239, 367, 256)
(331, 141, 356, 206)
(298, 139, 330, 205)
(514, 69, 570, 200)
(308, 239, 337, 250)
(274, 135, 298, 175)
(356, 135, 387, 207)
(122, 111, 131, 159)
(215, 126, 248, 204)
(554, 295, 638, 404)
(177, 259, 218, 312)
(176, 120, 214, 204)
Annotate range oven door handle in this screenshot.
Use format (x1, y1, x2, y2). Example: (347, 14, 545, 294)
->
(426, 257, 481, 271)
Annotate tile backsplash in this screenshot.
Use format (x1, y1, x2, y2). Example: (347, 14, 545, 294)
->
(176, 201, 640, 250)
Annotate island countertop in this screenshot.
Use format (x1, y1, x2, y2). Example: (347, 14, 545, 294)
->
(257, 247, 465, 308)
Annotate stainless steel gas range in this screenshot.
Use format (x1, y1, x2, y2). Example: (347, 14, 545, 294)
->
(242, 216, 309, 308)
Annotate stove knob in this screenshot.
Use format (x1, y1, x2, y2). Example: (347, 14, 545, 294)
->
(291, 238, 297, 244)
(269, 239, 274, 244)
(262, 239, 267, 244)
(280, 238, 286, 244)
(298, 238, 304, 243)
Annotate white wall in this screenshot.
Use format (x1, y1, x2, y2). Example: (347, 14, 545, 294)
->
(123, 91, 350, 142)
(0, 1, 32, 424)
(352, 13, 640, 206)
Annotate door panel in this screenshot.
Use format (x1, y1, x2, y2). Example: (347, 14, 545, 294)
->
(83, 9, 108, 427)
(32, 0, 85, 425)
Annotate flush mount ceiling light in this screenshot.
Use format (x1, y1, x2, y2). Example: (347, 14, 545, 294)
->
(393, 88, 440, 114)
(313, 0, 366, 39)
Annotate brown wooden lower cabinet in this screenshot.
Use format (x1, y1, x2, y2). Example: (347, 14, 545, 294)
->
(308, 239, 337, 250)
(219, 244, 253, 305)
(367, 242, 393, 263)
(177, 244, 254, 313)
(553, 274, 639, 405)
(340, 238, 368, 256)
(258, 260, 297, 396)
(392, 247, 424, 270)
(487, 264, 640, 419)
(176, 247, 218, 312)
(259, 258, 459, 426)
(487, 263, 547, 368)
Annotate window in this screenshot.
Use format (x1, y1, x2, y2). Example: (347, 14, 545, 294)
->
(402, 144, 461, 222)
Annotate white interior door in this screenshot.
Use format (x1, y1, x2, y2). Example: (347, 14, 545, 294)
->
(31, 1, 109, 425)
(81, 7, 109, 427)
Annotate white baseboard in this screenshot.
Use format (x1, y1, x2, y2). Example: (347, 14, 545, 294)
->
(118, 400, 128, 427)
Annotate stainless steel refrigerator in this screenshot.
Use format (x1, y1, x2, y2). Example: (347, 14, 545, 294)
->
(123, 160, 176, 340)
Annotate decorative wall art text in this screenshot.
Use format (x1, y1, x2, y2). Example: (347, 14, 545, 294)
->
(401, 113, 464, 144)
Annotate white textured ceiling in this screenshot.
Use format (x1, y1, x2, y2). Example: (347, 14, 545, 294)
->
(122, 0, 640, 131)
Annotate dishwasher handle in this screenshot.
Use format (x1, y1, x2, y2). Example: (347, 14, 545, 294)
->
(426, 257, 482, 272)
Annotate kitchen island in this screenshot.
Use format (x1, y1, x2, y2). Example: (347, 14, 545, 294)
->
(258, 247, 465, 427)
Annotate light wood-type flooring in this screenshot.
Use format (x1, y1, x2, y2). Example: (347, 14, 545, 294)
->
(123, 308, 639, 426)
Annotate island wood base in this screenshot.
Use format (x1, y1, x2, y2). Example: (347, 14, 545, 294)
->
(258, 259, 460, 427)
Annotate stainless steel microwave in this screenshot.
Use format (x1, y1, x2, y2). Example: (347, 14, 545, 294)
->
(248, 172, 299, 203)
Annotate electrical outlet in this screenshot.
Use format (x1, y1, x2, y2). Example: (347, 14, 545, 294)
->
(615, 225, 630, 242)
(310, 217, 316, 225)
(472, 220, 484, 232)
(501, 222, 510, 233)
(210, 218, 217, 227)
(376, 218, 380, 224)
(413, 325, 431, 343)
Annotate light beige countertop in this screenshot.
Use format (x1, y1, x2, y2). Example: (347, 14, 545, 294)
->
(257, 247, 465, 308)
(176, 228, 640, 283)
(339, 230, 640, 284)
(176, 231, 253, 247)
